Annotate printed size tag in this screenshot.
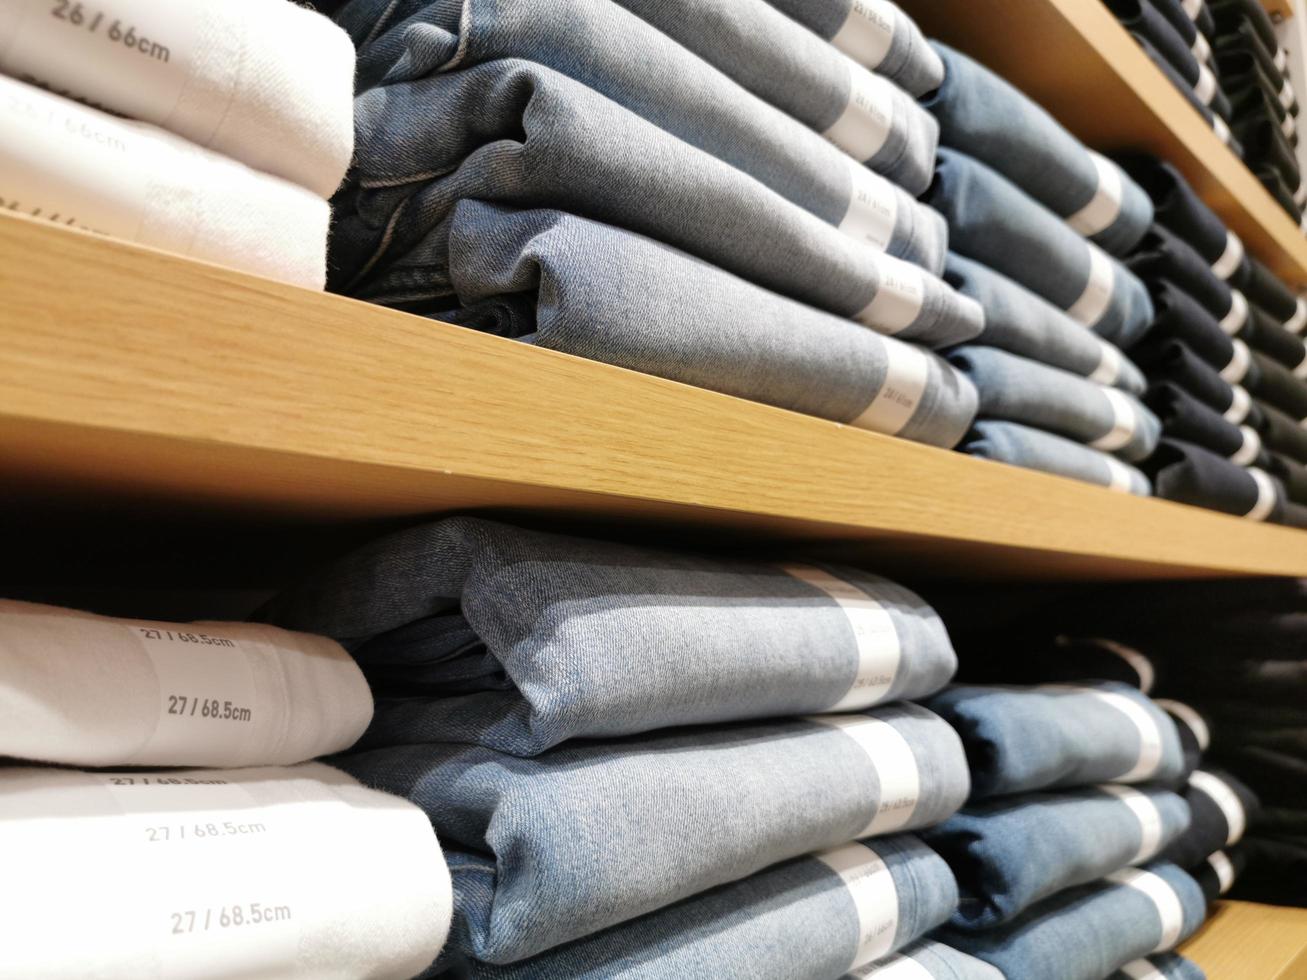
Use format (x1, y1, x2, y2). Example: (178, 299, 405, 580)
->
(1067, 246, 1115, 327)
(839, 160, 898, 252)
(810, 715, 921, 835)
(1097, 785, 1164, 864)
(816, 842, 900, 970)
(1106, 868, 1184, 952)
(1190, 771, 1247, 844)
(1089, 388, 1138, 453)
(850, 337, 929, 437)
(826, 64, 894, 163)
(831, 0, 895, 69)
(856, 256, 925, 335)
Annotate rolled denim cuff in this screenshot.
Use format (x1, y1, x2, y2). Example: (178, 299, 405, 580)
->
(962, 421, 1152, 495)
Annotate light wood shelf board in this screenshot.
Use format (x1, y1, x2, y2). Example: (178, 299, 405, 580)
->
(1183, 900, 1307, 979)
(901, 0, 1307, 286)
(3, 214, 1307, 581)
(1263, 0, 1293, 22)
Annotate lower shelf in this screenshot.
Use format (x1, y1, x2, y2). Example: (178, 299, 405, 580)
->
(1183, 900, 1307, 979)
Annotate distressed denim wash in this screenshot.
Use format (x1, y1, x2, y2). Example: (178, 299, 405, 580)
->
(942, 862, 1206, 980)
(438, 836, 956, 979)
(924, 682, 1186, 799)
(432, 203, 976, 448)
(929, 149, 1155, 348)
(842, 940, 1004, 979)
(1143, 438, 1287, 521)
(923, 45, 1153, 256)
(945, 254, 1145, 394)
(336, 60, 980, 345)
(259, 517, 961, 756)
(761, 0, 944, 97)
(961, 421, 1152, 495)
(924, 785, 1192, 929)
(334, 705, 970, 962)
(948, 347, 1161, 463)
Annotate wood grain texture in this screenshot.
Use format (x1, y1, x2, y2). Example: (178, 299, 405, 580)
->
(1183, 901, 1307, 979)
(901, 0, 1307, 286)
(3, 214, 1307, 581)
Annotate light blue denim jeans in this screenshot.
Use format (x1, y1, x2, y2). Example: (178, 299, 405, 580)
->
(924, 44, 1154, 256)
(259, 517, 963, 756)
(928, 149, 1155, 349)
(436, 202, 977, 447)
(843, 940, 1004, 979)
(962, 421, 1153, 495)
(949, 347, 1162, 463)
(335, 706, 970, 962)
(924, 683, 1186, 799)
(924, 785, 1192, 928)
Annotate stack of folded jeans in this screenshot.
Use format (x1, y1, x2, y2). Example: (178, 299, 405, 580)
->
(257, 516, 980, 977)
(1121, 157, 1307, 526)
(322, 0, 989, 451)
(919, 44, 1159, 493)
(0, 0, 354, 287)
(0, 598, 453, 978)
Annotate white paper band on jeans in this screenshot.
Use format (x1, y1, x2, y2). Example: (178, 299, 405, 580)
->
(1245, 468, 1278, 522)
(1212, 231, 1246, 281)
(848, 952, 936, 979)
(851, 337, 930, 437)
(1276, 47, 1289, 73)
(1084, 637, 1155, 693)
(1097, 785, 1165, 864)
(1281, 79, 1296, 111)
(1284, 113, 1298, 141)
(816, 841, 900, 971)
(1286, 299, 1307, 335)
(1190, 770, 1248, 845)
(1191, 31, 1211, 64)
(1181, 0, 1202, 17)
(1220, 338, 1252, 384)
(1229, 425, 1263, 467)
(1295, 183, 1307, 209)
(1294, 350, 1307, 379)
(1089, 339, 1124, 386)
(1219, 290, 1249, 335)
(1224, 384, 1251, 424)
(1089, 388, 1139, 453)
(811, 715, 921, 836)
(840, 159, 899, 252)
(1082, 689, 1164, 782)
(856, 257, 926, 334)
(1120, 959, 1166, 980)
(1207, 850, 1236, 895)
(1105, 456, 1136, 494)
(1067, 245, 1116, 326)
(1106, 868, 1185, 953)
(783, 564, 902, 710)
(1195, 64, 1217, 106)
(1214, 114, 1233, 146)
(1154, 699, 1212, 751)
(831, 0, 895, 69)
(1067, 153, 1125, 237)
(826, 66, 895, 164)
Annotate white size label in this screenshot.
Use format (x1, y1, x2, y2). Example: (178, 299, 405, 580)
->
(810, 715, 921, 836)
(1089, 387, 1139, 453)
(816, 842, 900, 970)
(1284, 112, 1298, 141)
(1195, 64, 1217, 106)
(1080, 689, 1164, 782)
(1190, 770, 1247, 844)
(1207, 850, 1236, 894)
(1219, 290, 1248, 335)
(851, 336, 930, 436)
(1276, 47, 1289, 73)
(1220, 338, 1251, 384)
(1105, 456, 1136, 494)
(1281, 79, 1296, 110)
(1286, 299, 1307, 335)
(1097, 785, 1164, 864)
(1067, 153, 1125, 238)
(1192, 31, 1210, 65)
(1106, 868, 1185, 952)
(1073, 637, 1154, 693)
(1224, 384, 1251, 424)
(782, 564, 901, 710)
(1245, 468, 1278, 522)
(1212, 231, 1245, 281)
(848, 952, 934, 979)
(1154, 699, 1211, 752)
(831, 0, 895, 69)
(1214, 113, 1232, 146)
(0, 0, 205, 132)
(1181, 0, 1202, 17)
(840, 158, 899, 252)
(1229, 425, 1263, 467)
(1295, 182, 1307, 208)
(826, 63, 895, 163)
(1067, 245, 1115, 327)
(1089, 338, 1124, 386)
(1120, 960, 1166, 980)
(856, 255, 925, 335)
(1295, 348, 1307, 379)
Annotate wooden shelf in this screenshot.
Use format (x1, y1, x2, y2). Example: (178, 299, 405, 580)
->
(3, 214, 1307, 582)
(1183, 901, 1307, 979)
(901, 0, 1307, 287)
(1264, 0, 1293, 21)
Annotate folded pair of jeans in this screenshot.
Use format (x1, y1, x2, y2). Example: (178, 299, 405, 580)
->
(433, 202, 977, 448)
(922, 45, 1153, 256)
(1239, 303, 1307, 370)
(1162, 768, 1259, 867)
(1191, 847, 1245, 905)
(924, 683, 1186, 799)
(1242, 257, 1306, 328)
(1256, 398, 1307, 461)
(1144, 383, 1269, 468)
(1143, 439, 1286, 521)
(960, 421, 1152, 495)
(0, 599, 372, 768)
(948, 347, 1161, 462)
(941, 863, 1207, 980)
(1247, 348, 1307, 420)
(925, 785, 1191, 929)
(762, 0, 944, 97)
(1131, 33, 1238, 149)
(1127, 224, 1245, 330)
(953, 634, 1159, 693)
(0, 762, 452, 979)
(259, 517, 961, 755)
(945, 254, 1145, 393)
(1108, 0, 1229, 119)
(928, 149, 1154, 348)
(1138, 341, 1257, 426)
(337, 60, 979, 345)
(443, 837, 956, 980)
(1271, 453, 1307, 503)
(1138, 280, 1252, 376)
(336, 706, 970, 962)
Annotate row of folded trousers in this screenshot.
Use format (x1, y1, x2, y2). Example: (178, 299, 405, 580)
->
(7, 515, 1281, 978)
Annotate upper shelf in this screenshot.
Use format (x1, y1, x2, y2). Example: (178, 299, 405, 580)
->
(1263, 0, 1293, 21)
(2, 214, 1306, 582)
(900, 0, 1307, 287)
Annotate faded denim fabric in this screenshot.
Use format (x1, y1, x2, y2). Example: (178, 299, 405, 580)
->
(843, 940, 1004, 979)
(259, 517, 961, 756)
(762, 0, 944, 97)
(945, 253, 1146, 394)
(440, 836, 957, 979)
(432, 203, 976, 448)
(929, 149, 1155, 348)
(949, 347, 1162, 463)
(924, 683, 1186, 800)
(335, 706, 970, 962)
(924, 45, 1153, 256)
(961, 421, 1152, 495)
(336, 60, 979, 345)
(924, 786, 1192, 929)
(942, 863, 1207, 980)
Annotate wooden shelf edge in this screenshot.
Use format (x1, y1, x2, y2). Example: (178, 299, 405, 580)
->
(1263, 0, 1294, 22)
(1183, 901, 1307, 979)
